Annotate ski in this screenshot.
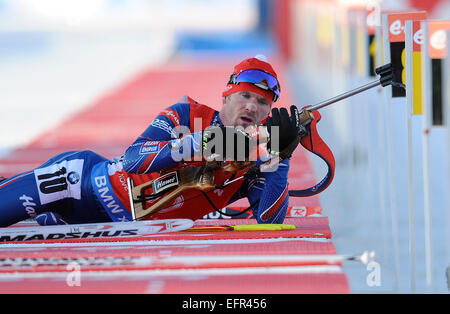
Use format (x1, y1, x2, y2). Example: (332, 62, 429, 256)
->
(0, 219, 194, 243)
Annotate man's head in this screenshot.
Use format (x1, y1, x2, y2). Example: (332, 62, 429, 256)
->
(220, 56, 280, 128)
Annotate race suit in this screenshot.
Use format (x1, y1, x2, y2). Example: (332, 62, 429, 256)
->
(0, 96, 290, 227)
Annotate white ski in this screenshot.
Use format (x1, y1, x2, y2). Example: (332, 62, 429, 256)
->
(0, 219, 194, 243)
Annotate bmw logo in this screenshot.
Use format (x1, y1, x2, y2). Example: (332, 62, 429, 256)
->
(67, 171, 80, 184)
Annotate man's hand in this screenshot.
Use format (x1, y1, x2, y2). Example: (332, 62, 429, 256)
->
(202, 126, 255, 162)
(265, 105, 301, 156)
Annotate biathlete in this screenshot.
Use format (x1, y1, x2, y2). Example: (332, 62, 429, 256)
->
(0, 56, 303, 227)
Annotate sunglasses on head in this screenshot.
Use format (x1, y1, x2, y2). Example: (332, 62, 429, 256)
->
(228, 69, 280, 102)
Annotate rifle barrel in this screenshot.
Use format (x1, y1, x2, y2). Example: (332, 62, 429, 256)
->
(308, 79, 381, 112)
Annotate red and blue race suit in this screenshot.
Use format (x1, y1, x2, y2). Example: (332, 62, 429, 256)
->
(0, 96, 290, 226)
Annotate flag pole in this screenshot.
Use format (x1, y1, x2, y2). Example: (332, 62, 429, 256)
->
(405, 19, 417, 293)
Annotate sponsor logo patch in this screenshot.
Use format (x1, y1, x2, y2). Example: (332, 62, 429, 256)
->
(139, 141, 160, 154)
(152, 171, 179, 194)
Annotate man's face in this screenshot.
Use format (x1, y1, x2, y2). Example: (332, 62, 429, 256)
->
(219, 91, 271, 128)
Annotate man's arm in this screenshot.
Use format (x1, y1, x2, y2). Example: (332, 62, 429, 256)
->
(246, 158, 290, 224)
(121, 103, 202, 174)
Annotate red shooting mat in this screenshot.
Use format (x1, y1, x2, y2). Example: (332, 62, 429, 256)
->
(0, 270, 349, 294)
(0, 236, 339, 273)
(0, 238, 335, 258)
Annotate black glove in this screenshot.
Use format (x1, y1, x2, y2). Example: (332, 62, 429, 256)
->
(202, 126, 253, 161)
(265, 105, 301, 156)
